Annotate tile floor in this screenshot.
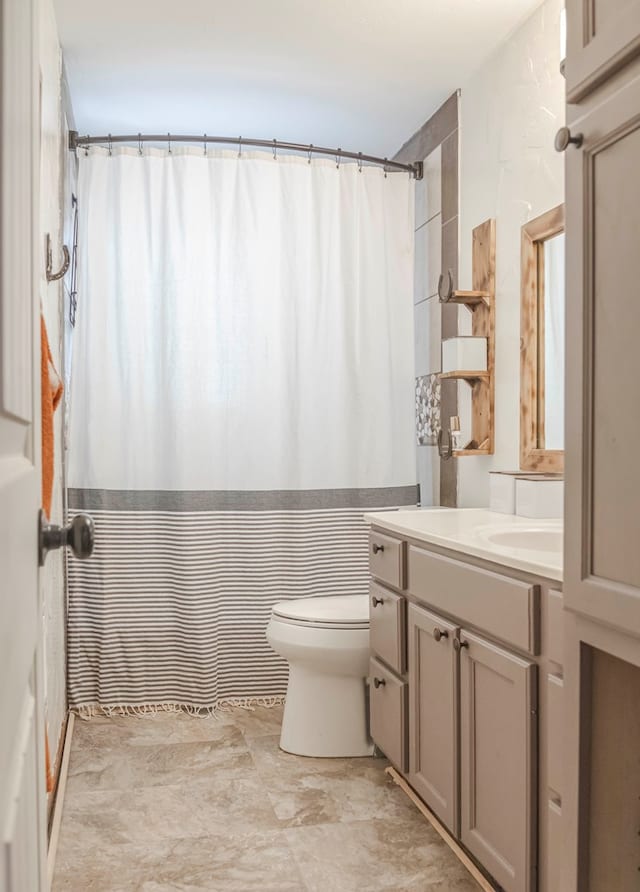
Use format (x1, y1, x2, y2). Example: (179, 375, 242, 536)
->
(53, 706, 480, 891)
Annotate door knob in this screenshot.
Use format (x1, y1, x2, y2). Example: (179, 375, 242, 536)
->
(371, 596, 384, 608)
(554, 126, 583, 152)
(373, 677, 386, 689)
(38, 510, 95, 566)
(372, 543, 385, 555)
(453, 638, 469, 652)
(433, 628, 449, 642)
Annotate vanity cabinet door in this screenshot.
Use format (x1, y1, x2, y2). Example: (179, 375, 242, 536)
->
(565, 67, 640, 639)
(407, 604, 459, 834)
(459, 630, 537, 892)
(566, 0, 640, 102)
(369, 657, 407, 772)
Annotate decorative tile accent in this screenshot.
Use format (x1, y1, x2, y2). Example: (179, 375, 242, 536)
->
(415, 374, 441, 445)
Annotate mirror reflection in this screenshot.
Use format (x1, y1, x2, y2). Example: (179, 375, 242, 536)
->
(540, 232, 565, 450)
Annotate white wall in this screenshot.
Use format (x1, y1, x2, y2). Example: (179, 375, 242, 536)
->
(457, 0, 565, 506)
(39, 0, 67, 779)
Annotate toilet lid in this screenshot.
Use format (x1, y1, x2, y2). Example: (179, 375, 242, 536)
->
(272, 594, 370, 627)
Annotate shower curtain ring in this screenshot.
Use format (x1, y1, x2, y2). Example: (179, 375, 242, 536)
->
(167, 133, 172, 154)
(84, 135, 89, 157)
(203, 134, 207, 156)
(336, 149, 341, 170)
(138, 133, 143, 156)
(308, 144, 313, 165)
(238, 136, 242, 159)
(273, 139, 277, 161)
(358, 152, 363, 173)
(383, 158, 388, 179)
(108, 134, 112, 156)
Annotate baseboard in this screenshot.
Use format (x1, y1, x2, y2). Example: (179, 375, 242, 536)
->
(47, 712, 74, 889)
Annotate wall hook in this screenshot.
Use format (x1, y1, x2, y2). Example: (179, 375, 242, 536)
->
(45, 233, 70, 282)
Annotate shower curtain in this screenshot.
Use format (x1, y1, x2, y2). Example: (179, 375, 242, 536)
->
(67, 146, 416, 712)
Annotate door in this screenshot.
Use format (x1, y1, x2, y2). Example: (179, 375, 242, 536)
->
(407, 603, 458, 833)
(564, 67, 640, 638)
(459, 630, 537, 892)
(565, 0, 640, 101)
(0, 0, 47, 889)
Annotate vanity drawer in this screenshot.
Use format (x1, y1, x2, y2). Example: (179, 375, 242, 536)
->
(407, 545, 539, 654)
(370, 583, 406, 675)
(369, 657, 407, 772)
(369, 530, 405, 590)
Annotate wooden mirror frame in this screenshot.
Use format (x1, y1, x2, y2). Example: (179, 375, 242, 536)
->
(520, 204, 565, 472)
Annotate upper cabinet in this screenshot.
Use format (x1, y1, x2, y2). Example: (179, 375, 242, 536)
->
(564, 65, 640, 636)
(565, 0, 640, 101)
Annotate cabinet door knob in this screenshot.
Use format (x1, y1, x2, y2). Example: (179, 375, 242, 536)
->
(433, 628, 449, 642)
(372, 543, 385, 555)
(373, 677, 386, 689)
(555, 126, 584, 152)
(371, 596, 384, 608)
(453, 638, 469, 652)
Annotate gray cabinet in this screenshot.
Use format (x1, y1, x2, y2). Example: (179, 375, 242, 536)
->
(369, 657, 407, 772)
(565, 67, 640, 638)
(563, 4, 640, 891)
(566, 0, 640, 101)
(407, 604, 459, 833)
(370, 582, 406, 675)
(459, 630, 537, 892)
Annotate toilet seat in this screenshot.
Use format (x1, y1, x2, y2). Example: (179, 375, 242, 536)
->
(271, 594, 370, 630)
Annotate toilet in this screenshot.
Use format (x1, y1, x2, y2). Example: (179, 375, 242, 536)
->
(266, 594, 373, 758)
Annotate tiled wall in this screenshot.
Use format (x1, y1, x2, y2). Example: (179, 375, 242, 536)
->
(395, 93, 459, 507)
(457, 0, 565, 506)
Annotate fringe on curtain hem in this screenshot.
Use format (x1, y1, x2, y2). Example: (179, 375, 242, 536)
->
(72, 696, 285, 721)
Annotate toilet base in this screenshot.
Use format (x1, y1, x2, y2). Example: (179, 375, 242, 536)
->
(280, 666, 374, 758)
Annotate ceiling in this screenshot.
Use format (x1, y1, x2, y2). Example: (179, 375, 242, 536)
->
(54, 0, 542, 159)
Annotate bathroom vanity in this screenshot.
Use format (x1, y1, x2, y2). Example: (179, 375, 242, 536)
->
(364, 508, 564, 892)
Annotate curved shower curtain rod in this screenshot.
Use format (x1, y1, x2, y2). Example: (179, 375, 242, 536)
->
(68, 130, 423, 180)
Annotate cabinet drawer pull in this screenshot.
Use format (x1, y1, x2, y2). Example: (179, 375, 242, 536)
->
(371, 596, 384, 608)
(453, 638, 469, 652)
(373, 677, 386, 689)
(372, 543, 385, 555)
(433, 628, 449, 642)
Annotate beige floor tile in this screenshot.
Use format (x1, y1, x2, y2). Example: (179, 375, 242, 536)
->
(73, 712, 236, 749)
(285, 817, 480, 892)
(66, 734, 252, 795)
(225, 704, 284, 739)
(246, 734, 416, 828)
(56, 770, 280, 857)
(54, 831, 307, 892)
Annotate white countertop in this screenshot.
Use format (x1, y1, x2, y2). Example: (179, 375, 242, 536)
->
(364, 508, 563, 582)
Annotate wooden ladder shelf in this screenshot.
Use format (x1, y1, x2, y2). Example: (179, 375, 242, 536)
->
(438, 219, 496, 456)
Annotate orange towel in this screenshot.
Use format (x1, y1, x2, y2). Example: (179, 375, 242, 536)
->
(41, 313, 63, 519)
(40, 313, 63, 794)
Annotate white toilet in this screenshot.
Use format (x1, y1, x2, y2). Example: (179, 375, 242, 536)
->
(266, 594, 373, 758)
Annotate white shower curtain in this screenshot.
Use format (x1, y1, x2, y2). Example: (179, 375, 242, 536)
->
(67, 146, 416, 712)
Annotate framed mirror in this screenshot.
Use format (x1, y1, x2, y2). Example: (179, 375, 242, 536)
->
(520, 204, 565, 472)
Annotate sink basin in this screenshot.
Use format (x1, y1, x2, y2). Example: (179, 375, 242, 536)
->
(483, 529, 563, 553)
